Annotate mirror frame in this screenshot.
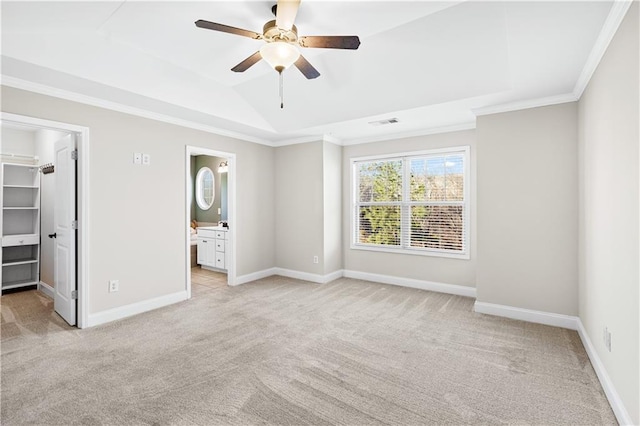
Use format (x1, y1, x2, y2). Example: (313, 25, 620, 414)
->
(195, 167, 215, 210)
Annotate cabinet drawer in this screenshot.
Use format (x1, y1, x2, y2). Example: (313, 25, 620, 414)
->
(3, 235, 38, 247)
(215, 252, 225, 269)
(215, 231, 226, 240)
(198, 229, 216, 239)
(215, 239, 225, 253)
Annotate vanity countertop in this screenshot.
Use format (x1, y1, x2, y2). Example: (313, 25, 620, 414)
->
(197, 226, 228, 231)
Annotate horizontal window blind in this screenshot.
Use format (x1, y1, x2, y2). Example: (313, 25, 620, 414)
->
(353, 148, 469, 257)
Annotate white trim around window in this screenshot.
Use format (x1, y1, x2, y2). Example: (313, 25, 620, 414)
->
(350, 146, 470, 260)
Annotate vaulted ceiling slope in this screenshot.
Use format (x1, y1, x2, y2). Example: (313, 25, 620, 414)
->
(1, 1, 617, 145)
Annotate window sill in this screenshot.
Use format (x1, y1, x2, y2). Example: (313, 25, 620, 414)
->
(350, 244, 470, 260)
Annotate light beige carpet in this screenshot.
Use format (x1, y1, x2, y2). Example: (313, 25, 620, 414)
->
(1, 276, 616, 425)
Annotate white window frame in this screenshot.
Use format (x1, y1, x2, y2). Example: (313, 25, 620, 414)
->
(350, 146, 470, 260)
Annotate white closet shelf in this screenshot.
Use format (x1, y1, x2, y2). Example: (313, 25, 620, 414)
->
(3, 207, 38, 210)
(1, 162, 41, 293)
(2, 258, 38, 267)
(2, 280, 38, 289)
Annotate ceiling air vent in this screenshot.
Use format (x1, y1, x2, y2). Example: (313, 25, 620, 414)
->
(368, 118, 400, 126)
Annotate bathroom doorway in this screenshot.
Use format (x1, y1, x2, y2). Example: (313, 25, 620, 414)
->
(185, 146, 236, 298)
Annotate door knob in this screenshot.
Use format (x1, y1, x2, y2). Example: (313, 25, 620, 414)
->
(48, 233, 57, 239)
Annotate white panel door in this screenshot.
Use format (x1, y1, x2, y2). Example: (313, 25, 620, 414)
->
(54, 135, 76, 326)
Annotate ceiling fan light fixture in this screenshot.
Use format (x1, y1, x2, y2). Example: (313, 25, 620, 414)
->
(260, 41, 300, 71)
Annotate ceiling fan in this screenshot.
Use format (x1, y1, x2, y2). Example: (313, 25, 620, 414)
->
(195, 0, 361, 107)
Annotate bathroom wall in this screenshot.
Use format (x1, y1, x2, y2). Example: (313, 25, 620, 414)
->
(194, 155, 226, 224)
(189, 156, 196, 223)
(220, 172, 228, 221)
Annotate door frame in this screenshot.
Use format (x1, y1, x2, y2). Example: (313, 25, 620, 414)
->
(1, 112, 90, 328)
(185, 145, 236, 298)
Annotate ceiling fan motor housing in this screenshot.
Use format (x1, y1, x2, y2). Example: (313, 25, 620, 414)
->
(263, 20, 298, 43)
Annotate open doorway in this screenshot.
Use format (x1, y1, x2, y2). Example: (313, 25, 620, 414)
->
(185, 146, 235, 298)
(0, 113, 89, 329)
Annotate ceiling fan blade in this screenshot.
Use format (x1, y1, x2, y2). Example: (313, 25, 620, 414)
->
(275, 0, 300, 31)
(195, 20, 262, 40)
(299, 35, 361, 50)
(231, 51, 263, 73)
(294, 55, 320, 79)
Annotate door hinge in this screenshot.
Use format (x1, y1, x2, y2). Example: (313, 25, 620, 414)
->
(71, 220, 78, 230)
(71, 150, 78, 160)
(71, 290, 78, 300)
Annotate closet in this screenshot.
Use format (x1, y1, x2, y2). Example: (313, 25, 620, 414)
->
(1, 163, 41, 291)
(0, 124, 63, 296)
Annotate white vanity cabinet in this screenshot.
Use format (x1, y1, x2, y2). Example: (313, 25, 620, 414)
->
(196, 227, 228, 271)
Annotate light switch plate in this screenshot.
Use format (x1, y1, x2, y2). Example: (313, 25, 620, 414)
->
(133, 153, 142, 165)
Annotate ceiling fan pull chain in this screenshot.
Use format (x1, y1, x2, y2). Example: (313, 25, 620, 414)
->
(276, 65, 285, 109)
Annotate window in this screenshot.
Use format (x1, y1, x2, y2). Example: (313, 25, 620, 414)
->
(352, 146, 470, 259)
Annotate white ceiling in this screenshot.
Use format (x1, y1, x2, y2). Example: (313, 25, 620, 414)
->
(1, 1, 616, 145)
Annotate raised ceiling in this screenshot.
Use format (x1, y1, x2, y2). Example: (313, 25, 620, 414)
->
(1, 1, 617, 145)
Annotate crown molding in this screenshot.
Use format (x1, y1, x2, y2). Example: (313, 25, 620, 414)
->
(271, 134, 324, 147)
(1, 75, 276, 147)
(339, 121, 477, 146)
(471, 93, 578, 117)
(271, 133, 343, 147)
(573, 0, 633, 99)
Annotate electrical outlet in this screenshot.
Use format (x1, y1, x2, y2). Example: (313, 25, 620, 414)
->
(109, 280, 119, 293)
(133, 153, 142, 165)
(142, 153, 151, 165)
(313, 256, 319, 264)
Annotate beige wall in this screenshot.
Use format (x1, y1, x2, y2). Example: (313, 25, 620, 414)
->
(1, 86, 276, 314)
(275, 141, 325, 275)
(476, 103, 578, 315)
(578, 3, 639, 423)
(342, 130, 477, 287)
(323, 141, 342, 275)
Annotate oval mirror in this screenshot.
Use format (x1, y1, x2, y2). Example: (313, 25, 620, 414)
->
(195, 167, 215, 210)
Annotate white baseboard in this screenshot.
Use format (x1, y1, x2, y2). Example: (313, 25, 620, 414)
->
(576, 319, 633, 425)
(273, 267, 343, 284)
(343, 270, 477, 298)
(87, 290, 188, 327)
(38, 281, 55, 299)
(473, 301, 578, 330)
(234, 268, 277, 286)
